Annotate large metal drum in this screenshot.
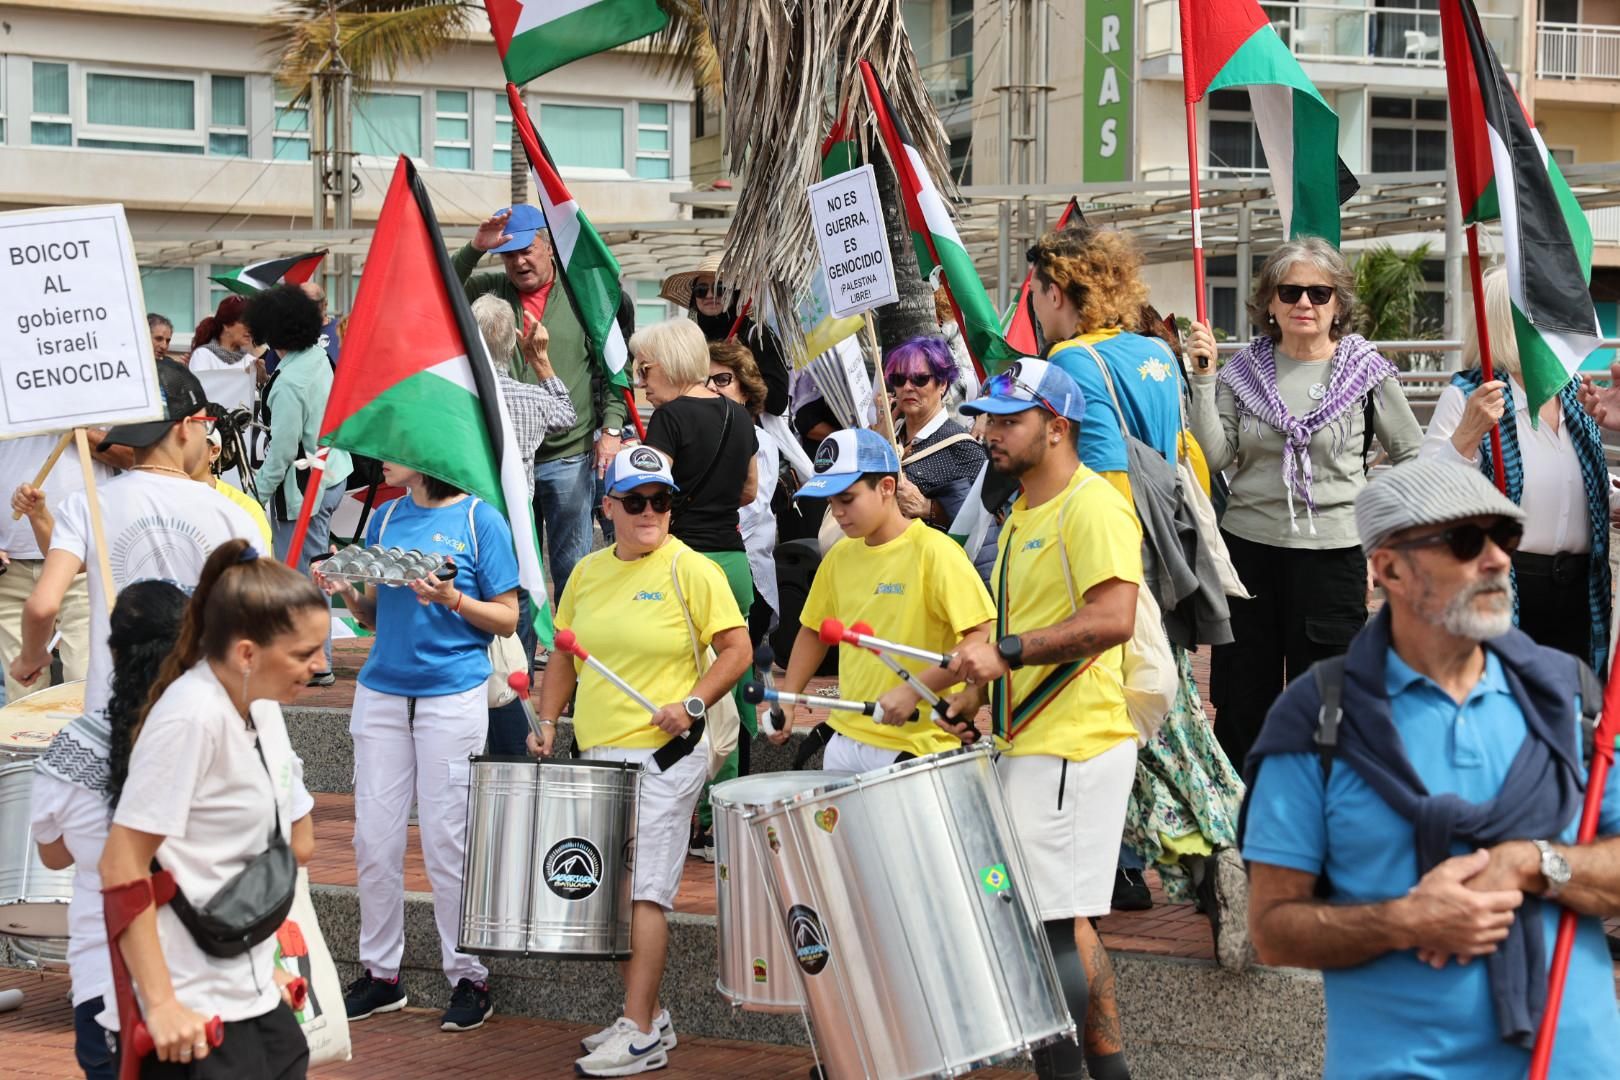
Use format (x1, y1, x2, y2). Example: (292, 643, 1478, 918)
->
(711, 771, 841, 1012)
(749, 743, 1074, 1079)
(459, 755, 639, 960)
(0, 681, 83, 941)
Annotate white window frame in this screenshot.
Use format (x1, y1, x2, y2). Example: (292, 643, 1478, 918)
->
(432, 88, 472, 170)
(1205, 91, 1265, 179)
(1368, 95, 1447, 173)
(0, 56, 7, 144)
(491, 90, 514, 175)
(273, 87, 310, 161)
(536, 97, 630, 180)
(634, 101, 673, 180)
(350, 87, 424, 166)
(78, 64, 206, 153)
(30, 59, 73, 146)
(207, 74, 249, 157)
(632, 279, 671, 328)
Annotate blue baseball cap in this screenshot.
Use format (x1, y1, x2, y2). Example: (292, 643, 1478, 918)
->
(489, 203, 548, 254)
(795, 428, 902, 498)
(960, 359, 1087, 422)
(603, 445, 679, 495)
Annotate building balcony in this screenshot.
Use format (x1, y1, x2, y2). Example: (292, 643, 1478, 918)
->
(1537, 22, 1620, 80)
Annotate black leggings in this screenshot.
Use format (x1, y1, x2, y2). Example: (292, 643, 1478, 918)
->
(139, 1002, 308, 1080)
(1035, 919, 1088, 1080)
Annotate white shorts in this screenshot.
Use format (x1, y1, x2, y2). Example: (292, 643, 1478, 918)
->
(997, 739, 1137, 920)
(583, 740, 708, 910)
(823, 732, 909, 776)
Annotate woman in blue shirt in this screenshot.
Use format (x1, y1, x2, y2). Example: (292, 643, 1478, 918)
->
(314, 463, 519, 1035)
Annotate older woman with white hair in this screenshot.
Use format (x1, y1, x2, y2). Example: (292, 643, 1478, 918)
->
(1420, 266, 1614, 669)
(1186, 237, 1422, 771)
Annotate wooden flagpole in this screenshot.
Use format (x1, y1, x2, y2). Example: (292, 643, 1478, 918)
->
(72, 429, 115, 601)
(1464, 224, 1508, 493)
(12, 431, 74, 520)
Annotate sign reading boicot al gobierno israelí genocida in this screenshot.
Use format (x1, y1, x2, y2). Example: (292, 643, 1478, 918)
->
(0, 203, 161, 438)
(808, 164, 899, 319)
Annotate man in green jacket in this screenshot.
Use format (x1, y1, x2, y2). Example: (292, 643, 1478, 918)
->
(453, 204, 630, 610)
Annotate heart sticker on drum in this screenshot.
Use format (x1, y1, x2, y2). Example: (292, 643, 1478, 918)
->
(718, 863, 729, 881)
(814, 808, 839, 834)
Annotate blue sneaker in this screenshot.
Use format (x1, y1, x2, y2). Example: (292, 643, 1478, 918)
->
(344, 970, 407, 1020)
(440, 978, 493, 1032)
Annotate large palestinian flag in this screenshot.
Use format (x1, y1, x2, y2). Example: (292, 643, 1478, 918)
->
(1442, 0, 1602, 415)
(1179, 0, 1353, 243)
(483, 0, 668, 85)
(209, 251, 326, 297)
(318, 157, 551, 642)
(858, 59, 1019, 377)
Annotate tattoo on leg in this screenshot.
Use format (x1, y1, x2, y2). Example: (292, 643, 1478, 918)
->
(1079, 925, 1124, 1055)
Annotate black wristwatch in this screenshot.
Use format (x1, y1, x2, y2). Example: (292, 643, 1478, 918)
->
(995, 635, 1025, 671)
(683, 695, 706, 721)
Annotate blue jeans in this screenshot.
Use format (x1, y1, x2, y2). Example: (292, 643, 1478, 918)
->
(74, 996, 115, 1080)
(273, 482, 346, 669)
(533, 451, 594, 607)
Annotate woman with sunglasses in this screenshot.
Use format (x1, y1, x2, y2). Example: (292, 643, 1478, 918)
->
(659, 253, 791, 416)
(1185, 237, 1422, 772)
(1420, 265, 1614, 671)
(707, 340, 783, 649)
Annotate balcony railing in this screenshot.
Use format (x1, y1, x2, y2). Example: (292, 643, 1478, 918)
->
(1142, 0, 1520, 71)
(1537, 21, 1620, 80)
(1588, 205, 1620, 245)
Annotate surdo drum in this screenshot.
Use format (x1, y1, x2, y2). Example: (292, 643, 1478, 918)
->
(748, 743, 1074, 1079)
(0, 682, 84, 944)
(459, 756, 639, 959)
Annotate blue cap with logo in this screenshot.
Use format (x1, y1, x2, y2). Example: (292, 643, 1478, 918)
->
(795, 428, 902, 498)
(489, 203, 549, 254)
(960, 358, 1087, 422)
(603, 445, 679, 495)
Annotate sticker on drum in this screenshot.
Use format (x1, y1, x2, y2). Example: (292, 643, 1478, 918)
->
(0, 680, 84, 754)
(788, 904, 831, 975)
(978, 863, 1011, 897)
(542, 837, 603, 901)
(813, 807, 838, 833)
(765, 825, 780, 854)
(752, 957, 768, 983)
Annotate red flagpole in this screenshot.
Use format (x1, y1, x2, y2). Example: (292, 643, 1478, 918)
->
(280, 449, 328, 567)
(1463, 224, 1508, 493)
(1185, 99, 1208, 325)
(622, 387, 646, 441)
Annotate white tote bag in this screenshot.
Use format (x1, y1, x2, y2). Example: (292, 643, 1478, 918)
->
(273, 869, 351, 1068)
(670, 550, 741, 778)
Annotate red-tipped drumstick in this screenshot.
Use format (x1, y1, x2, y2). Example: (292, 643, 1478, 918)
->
(554, 629, 662, 715)
(507, 671, 548, 743)
(848, 622, 978, 740)
(819, 618, 951, 667)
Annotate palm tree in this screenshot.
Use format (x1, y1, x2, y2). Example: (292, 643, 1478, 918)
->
(1353, 242, 1437, 342)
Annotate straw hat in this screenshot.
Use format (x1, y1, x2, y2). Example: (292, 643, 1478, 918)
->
(659, 252, 724, 308)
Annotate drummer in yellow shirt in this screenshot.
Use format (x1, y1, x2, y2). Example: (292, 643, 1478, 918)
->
(772, 428, 993, 774)
(945, 360, 1143, 1080)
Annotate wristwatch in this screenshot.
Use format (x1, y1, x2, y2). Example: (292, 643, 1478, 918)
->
(995, 635, 1025, 671)
(683, 695, 706, 721)
(1533, 840, 1571, 897)
(601, 427, 623, 439)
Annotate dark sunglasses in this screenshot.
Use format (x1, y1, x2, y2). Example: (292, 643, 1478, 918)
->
(707, 371, 735, 388)
(692, 282, 716, 299)
(610, 491, 673, 515)
(887, 372, 935, 390)
(1276, 283, 1336, 306)
(1389, 518, 1523, 561)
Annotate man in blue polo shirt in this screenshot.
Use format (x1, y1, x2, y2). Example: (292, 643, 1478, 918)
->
(1244, 458, 1620, 1079)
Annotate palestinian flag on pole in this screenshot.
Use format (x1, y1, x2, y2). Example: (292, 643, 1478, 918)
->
(318, 157, 552, 642)
(209, 251, 326, 297)
(1179, 0, 1354, 243)
(506, 84, 628, 389)
(1442, 0, 1602, 415)
(858, 59, 1020, 377)
(483, 0, 669, 85)
(1005, 197, 1084, 356)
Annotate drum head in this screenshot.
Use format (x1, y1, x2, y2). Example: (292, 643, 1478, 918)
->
(0, 681, 83, 755)
(711, 771, 843, 811)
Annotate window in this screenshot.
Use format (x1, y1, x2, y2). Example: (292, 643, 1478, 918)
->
(209, 76, 248, 157)
(0, 58, 7, 143)
(540, 103, 623, 170)
(950, 0, 974, 57)
(433, 90, 471, 169)
(1550, 146, 1576, 167)
(353, 92, 421, 159)
(80, 71, 203, 154)
(1207, 89, 1266, 176)
(634, 280, 668, 331)
(494, 93, 513, 174)
(140, 267, 196, 337)
(274, 89, 310, 161)
(31, 61, 71, 146)
(1370, 95, 1446, 172)
(635, 102, 672, 180)
(903, 2, 936, 69)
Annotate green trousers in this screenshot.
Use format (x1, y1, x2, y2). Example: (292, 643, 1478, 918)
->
(696, 548, 754, 828)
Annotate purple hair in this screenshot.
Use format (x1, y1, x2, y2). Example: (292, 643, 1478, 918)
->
(883, 335, 957, 386)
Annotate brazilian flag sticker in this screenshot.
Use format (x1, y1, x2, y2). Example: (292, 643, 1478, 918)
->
(978, 863, 1011, 895)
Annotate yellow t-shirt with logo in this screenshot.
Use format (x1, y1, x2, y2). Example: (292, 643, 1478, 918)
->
(800, 519, 995, 756)
(557, 536, 744, 750)
(993, 465, 1143, 761)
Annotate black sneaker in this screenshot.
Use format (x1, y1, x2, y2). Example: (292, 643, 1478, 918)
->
(1111, 867, 1153, 912)
(441, 978, 493, 1032)
(688, 819, 715, 863)
(344, 970, 407, 1020)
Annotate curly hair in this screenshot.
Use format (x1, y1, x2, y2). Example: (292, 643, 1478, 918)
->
(1027, 227, 1149, 335)
(105, 580, 190, 805)
(707, 340, 767, 417)
(1247, 237, 1358, 343)
(243, 284, 324, 352)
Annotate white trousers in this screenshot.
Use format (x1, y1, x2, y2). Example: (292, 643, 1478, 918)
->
(350, 683, 488, 985)
(822, 732, 908, 776)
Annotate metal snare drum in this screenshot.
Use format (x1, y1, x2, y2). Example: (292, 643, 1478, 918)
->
(711, 771, 841, 1013)
(0, 682, 82, 940)
(749, 743, 1074, 1079)
(459, 755, 640, 960)
(0, 681, 84, 759)
(6, 933, 69, 970)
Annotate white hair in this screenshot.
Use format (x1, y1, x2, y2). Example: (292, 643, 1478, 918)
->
(471, 294, 519, 376)
(1462, 266, 1521, 378)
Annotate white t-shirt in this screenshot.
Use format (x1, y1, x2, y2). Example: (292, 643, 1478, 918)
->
(0, 434, 112, 560)
(51, 471, 260, 724)
(741, 426, 781, 617)
(28, 772, 113, 1012)
(113, 665, 314, 1023)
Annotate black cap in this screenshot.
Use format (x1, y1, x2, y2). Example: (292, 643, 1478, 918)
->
(98, 359, 210, 451)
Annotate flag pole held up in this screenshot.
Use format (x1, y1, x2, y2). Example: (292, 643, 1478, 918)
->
(1463, 225, 1508, 493)
(1184, 97, 1208, 325)
(281, 447, 329, 568)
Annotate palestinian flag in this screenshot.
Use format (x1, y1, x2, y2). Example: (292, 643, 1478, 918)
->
(858, 59, 1020, 377)
(318, 157, 552, 642)
(209, 251, 326, 297)
(1005, 198, 1084, 356)
(506, 84, 628, 389)
(483, 0, 668, 85)
(1179, 0, 1354, 244)
(1442, 0, 1602, 415)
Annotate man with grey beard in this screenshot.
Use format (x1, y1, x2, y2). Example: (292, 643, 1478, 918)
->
(1239, 459, 1620, 1078)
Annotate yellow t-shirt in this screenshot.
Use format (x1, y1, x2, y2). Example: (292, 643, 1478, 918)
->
(992, 465, 1143, 761)
(216, 481, 272, 548)
(557, 536, 744, 750)
(801, 519, 995, 756)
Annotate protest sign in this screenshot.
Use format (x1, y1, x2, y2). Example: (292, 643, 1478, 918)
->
(808, 164, 898, 318)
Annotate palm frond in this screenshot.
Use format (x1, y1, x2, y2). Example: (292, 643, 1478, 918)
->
(645, 0, 721, 100)
(267, 0, 477, 101)
(1354, 242, 1433, 341)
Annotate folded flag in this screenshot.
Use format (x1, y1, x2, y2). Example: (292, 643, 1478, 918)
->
(483, 0, 669, 85)
(209, 251, 327, 297)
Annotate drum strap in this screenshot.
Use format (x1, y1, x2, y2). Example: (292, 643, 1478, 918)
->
(793, 722, 836, 769)
(652, 714, 705, 772)
(991, 524, 1095, 742)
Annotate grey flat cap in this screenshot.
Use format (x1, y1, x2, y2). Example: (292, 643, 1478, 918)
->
(1355, 459, 1525, 555)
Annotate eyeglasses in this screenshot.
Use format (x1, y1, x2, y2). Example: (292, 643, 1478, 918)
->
(707, 371, 735, 389)
(1276, 284, 1336, 307)
(887, 372, 935, 390)
(634, 360, 657, 384)
(692, 282, 716, 299)
(185, 415, 220, 435)
(610, 491, 673, 515)
(1388, 518, 1524, 561)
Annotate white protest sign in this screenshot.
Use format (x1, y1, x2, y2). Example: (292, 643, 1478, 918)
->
(808, 164, 898, 319)
(0, 203, 162, 438)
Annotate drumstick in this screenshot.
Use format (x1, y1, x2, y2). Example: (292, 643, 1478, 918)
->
(753, 642, 788, 736)
(848, 621, 977, 741)
(507, 671, 547, 743)
(131, 1015, 224, 1059)
(742, 682, 917, 725)
(552, 629, 661, 716)
(819, 618, 951, 668)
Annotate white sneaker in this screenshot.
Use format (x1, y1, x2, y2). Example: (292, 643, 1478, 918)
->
(574, 1020, 669, 1076)
(581, 1012, 675, 1054)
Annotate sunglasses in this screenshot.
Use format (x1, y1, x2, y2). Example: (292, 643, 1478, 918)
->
(692, 282, 716, 299)
(634, 360, 657, 384)
(984, 372, 1062, 417)
(887, 372, 936, 390)
(1276, 284, 1336, 306)
(610, 491, 673, 515)
(707, 371, 735, 389)
(1389, 518, 1523, 561)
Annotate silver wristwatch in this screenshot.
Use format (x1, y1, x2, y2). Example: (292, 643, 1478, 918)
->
(683, 695, 706, 721)
(1533, 839, 1571, 897)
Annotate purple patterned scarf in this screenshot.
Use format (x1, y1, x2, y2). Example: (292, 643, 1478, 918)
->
(1218, 333, 1397, 533)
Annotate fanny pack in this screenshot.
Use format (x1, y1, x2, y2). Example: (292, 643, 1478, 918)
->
(156, 736, 297, 959)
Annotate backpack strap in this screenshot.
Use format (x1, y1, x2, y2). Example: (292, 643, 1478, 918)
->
(1577, 659, 1603, 765)
(1312, 656, 1347, 782)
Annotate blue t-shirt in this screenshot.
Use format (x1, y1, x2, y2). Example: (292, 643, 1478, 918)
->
(356, 496, 520, 698)
(1046, 331, 1181, 473)
(1244, 649, 1620, 1080)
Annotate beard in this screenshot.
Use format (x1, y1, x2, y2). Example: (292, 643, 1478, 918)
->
(1437, 570, 1514, 641)
(988, 438, 1044, 480)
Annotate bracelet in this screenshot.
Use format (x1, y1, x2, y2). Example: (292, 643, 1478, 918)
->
(538, 718, 556, 728)
(452, 590, 464, 613)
